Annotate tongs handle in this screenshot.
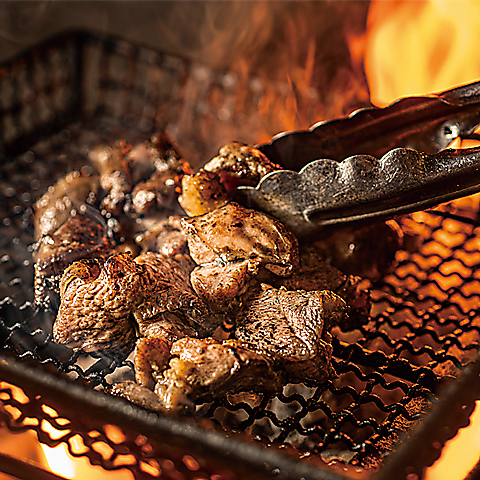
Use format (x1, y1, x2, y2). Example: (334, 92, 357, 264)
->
(237, 146, 480, 237)
(257, 80, 480, 170)
(238, 81, 480, 237)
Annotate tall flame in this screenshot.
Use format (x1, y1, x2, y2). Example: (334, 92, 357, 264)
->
(365, 0, 480, 107)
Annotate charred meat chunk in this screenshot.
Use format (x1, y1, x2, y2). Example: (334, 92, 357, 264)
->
(235, 284, 345, 384)
(34, 170, 99, 240)
(131, 170, 181, 217)
(138, 283, 346, 411)
(270, 244, 371, 328)
(135, 216, 189, 256)
(133, 252, 220, 341)
(153, 337, 283, 411)
(203, 141, 281, 191)
(182, 202, 298, 308)
(178, 142, 280, 216)
(53, 252, 220, 357)
(33, 212, 115, 310)
(89, 133, 186, 217)
(109, 380, 170, 413)
(54, 253, 141, 356)
(179, 170, 229, 217)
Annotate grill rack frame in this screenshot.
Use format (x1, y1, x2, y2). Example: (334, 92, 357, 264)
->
(1, 30, 480, 480)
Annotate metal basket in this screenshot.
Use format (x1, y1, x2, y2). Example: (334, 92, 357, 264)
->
(1, 30, 480, 480)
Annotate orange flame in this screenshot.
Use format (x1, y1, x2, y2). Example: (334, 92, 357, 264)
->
(365, 0, 480, 107)
(363, 2, 480, 479)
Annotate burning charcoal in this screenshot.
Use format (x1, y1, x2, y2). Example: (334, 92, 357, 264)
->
(181, 202, 298, 309)
(34, 170, 100, 239)
(53, 252, 220, 357)
(33, 211, 115, 310)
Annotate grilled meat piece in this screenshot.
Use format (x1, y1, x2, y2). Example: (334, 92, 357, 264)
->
(33, 212, 115, 310)
(140, 284, 346, 411)
(179, 170, 229, 217)
(54, 253, 141, 356)
(203, 141, 281, 191)
(131, 170, 181, 217)
(178, 142, 280, 216)
(182, 202, 298, 309)
(34, 170, 100, 240)
(270, 244, 371, 328)
(53, 252, 220, 357)
(133, 252, 219, 341)
(135, 216, 189, 256)
(89, 133, 186, 217)
(235, 284, 345, 384)
(110, 380, 170, 413)
(154, 337, 283, 410)
(89, 141, 133, 216)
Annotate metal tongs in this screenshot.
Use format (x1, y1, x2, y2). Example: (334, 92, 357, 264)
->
(237, 80, 480, 237)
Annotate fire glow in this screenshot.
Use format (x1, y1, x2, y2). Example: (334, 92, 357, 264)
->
(3, 1, 480, 479)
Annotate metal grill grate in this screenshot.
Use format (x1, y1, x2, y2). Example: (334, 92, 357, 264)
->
(1, 31, 480, 480)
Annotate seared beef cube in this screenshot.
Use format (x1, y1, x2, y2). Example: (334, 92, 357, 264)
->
(182, 202, 298, 309)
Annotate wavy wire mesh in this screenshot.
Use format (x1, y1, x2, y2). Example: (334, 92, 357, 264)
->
(1, 31, 480, 479)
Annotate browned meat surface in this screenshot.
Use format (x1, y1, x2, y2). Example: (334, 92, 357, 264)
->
(54, 253, 141, 356)
(182, 202, 298, 308)
(134, 283, 346, 411)
(178, 170, 229, 217)
(89, 133, 186, 218)
(89, 141, 133, 216)
(34, 170, 100, 240)
(33, 212, 115, 310)
(109, 380, 170, 413)
(53, 252, 220, 357)
(133, 252, 220, 341)
(131, 170, 180, 216)
(178, 142, 281, 216)
(270, 244, 371, 328)
(154, 337, 283, 410)
(135, 216, 189, 256)
(203, 141, 281, 191)
(43, 135, 378, 414)
(235, 284, 345, 384)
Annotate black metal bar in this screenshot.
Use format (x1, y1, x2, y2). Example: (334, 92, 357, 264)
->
(371, 353, 480, 480)
(0, 452, 68, 480)
(0, 349, 354, 480)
